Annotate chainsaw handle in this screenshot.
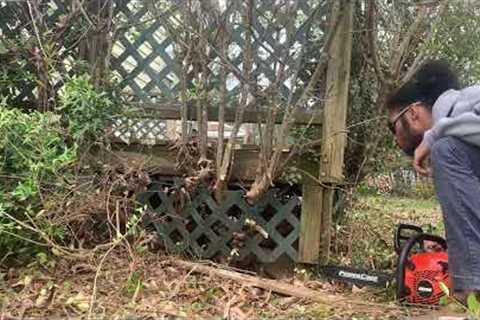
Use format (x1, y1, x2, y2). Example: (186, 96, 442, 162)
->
(396, 233, 447, 301)
(394, 224, 424, 253)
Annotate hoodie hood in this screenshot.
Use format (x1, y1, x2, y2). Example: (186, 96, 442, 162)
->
(422, 85, 480, 149)
(432, 85, 480, 121)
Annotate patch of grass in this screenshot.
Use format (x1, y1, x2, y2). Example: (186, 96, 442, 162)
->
(357, 194, 443, 232)
(125, 270, 144, 297)
(333, 193, 444, 271)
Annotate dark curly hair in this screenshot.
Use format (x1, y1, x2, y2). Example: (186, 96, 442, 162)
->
(386, 60, 460, 112)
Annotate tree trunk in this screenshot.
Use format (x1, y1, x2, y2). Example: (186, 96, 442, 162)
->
(215, 20, 228, 202)
(78, 0, 113, 88)
(214, 0, 254, 201)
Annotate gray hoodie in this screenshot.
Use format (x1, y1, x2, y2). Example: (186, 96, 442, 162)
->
(423, 85, 480, 149)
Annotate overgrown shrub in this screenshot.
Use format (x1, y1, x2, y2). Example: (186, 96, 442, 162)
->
(0, 99, 76, 258)
(0, 74, 123, 261)
(58, 75, 118, 144)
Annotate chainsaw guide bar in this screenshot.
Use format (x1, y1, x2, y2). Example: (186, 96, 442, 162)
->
(316, 265, 393, 288)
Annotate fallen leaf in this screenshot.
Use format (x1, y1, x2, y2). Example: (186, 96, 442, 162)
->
(352, 285, 367, 294)
(12, 275, 33, 289)
(35, 287, 50, 307)
(35, 281, 55, 308)
(277, 296, 300, 308)
(66, 292, 90, 313)
(249, 287, 264, 297)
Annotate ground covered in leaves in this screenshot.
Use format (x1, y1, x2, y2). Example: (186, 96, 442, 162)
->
(0, 194, 456, 320)
(0, 254, 424, 320)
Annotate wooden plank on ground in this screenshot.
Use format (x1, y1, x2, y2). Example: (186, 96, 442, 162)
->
(176, 259, 341, 302)
(174, 259, 408, 312)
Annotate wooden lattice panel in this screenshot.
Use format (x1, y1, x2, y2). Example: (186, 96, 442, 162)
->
(111, 117, 169, 144)
(0, 0, 328, 103)
(111, 0, 328, 103)
(139, 184, 301, 263)
(0, 0, 328, 144)
(112, 0, 180, 102)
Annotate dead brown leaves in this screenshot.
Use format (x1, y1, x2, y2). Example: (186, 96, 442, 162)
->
(0, 251, 417, 320)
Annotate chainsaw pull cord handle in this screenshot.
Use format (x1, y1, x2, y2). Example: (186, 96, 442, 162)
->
(396, 233, 447, 301)
(394, 224, 424, 254)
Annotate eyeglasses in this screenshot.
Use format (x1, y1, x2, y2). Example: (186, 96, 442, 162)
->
(388, 102, 419, 134)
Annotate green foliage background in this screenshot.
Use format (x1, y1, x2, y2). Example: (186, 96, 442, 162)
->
(345, 2, 480, 184)
(0, 102, 74, 251)
(0, 75, 117, 261)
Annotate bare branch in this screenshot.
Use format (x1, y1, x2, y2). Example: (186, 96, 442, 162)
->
(215, 0, 255, 196)
(399, 1, 449, 86)
(295, 6, 343, 109)
(217, 19, 228, 174)
(179, 45, 192, 144)
(390, 7, 428, 80)
(246, 1, 345, 201)
(366, 0, 385, 85)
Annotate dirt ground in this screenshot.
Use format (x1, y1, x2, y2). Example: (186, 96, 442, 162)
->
(0, 194, 473, 319)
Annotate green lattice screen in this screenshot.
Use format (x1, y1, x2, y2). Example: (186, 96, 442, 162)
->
(112, 0, 329, 102)
(110, 0, 328, 142)
(0, 0, 328, 142)
(138, 184, 301, 263)
(0, 0, 329, 102)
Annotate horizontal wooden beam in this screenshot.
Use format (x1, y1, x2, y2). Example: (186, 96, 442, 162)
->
(131, 102, 323, 125)
(97, 143, 314, 183)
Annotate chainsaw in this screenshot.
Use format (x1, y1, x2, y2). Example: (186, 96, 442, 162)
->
(316, 224, 450, 305)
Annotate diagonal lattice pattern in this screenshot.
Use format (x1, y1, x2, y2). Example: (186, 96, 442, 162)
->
(139, 185, 301, 263)
(109, 0, 327, 142)
(0, 0, 328, 143)
(111, 117, 168, 144)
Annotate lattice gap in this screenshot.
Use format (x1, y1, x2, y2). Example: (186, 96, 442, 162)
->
(138, 42, 153, 58)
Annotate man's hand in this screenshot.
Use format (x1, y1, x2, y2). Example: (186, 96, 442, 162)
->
(413, 140, 431, 177)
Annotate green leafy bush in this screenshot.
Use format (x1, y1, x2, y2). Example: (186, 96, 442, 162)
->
(0, 99, 76, 256)
(0, 74, 119, 260)
(58, 74, 118, 143)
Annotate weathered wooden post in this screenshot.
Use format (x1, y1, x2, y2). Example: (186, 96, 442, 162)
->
(298, 0, 354, 264)
(78, 0, 113, 88)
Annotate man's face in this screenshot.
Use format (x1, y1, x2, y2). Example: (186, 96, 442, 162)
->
(388, 103, 427, 157)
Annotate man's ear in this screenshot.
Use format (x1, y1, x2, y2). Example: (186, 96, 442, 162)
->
(408, 104, 421, 121)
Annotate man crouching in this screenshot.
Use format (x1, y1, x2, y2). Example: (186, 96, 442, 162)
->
(386, 60, 480, 301)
